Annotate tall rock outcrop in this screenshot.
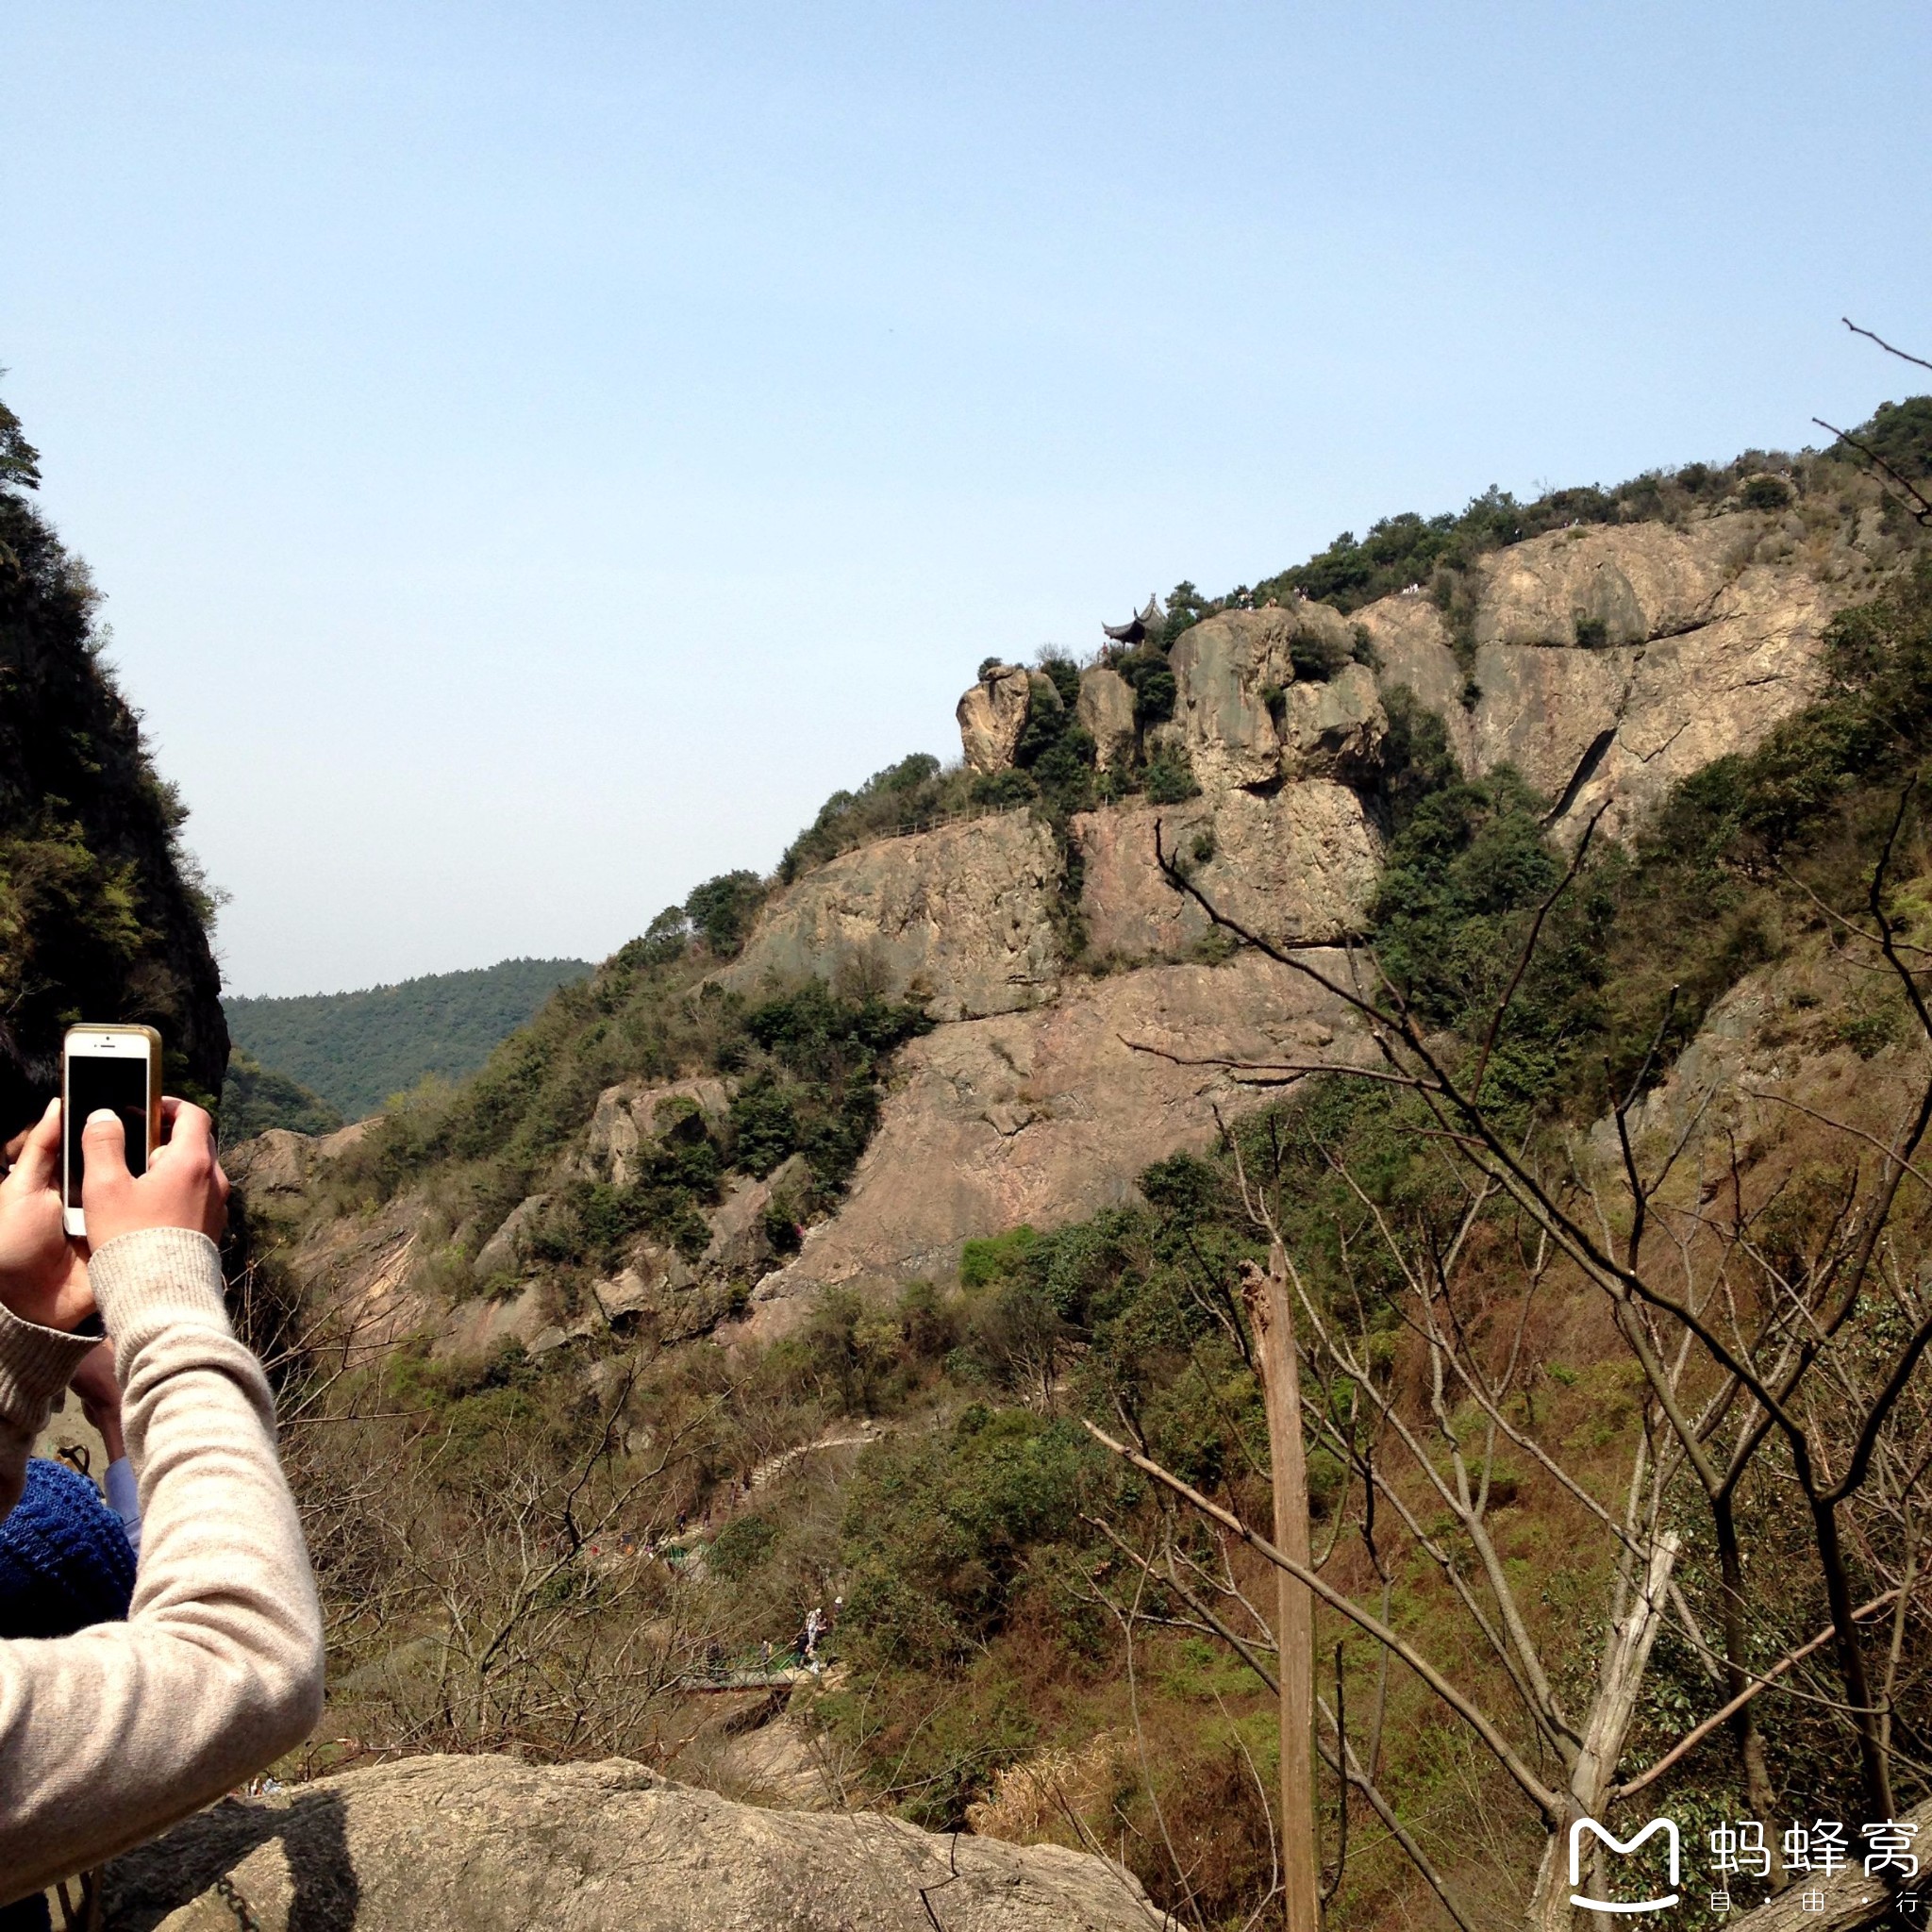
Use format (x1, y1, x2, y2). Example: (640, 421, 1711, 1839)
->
(722, 809, 1061, 1021)
(740, 949, 1367, 1330)
(1164, 602, 1374, 791)
(956, 662, 1033, 773)
(1075, 781, 1380, 961)
(1074, 663, 1137, 770)
(260, 503, 1883, 1354)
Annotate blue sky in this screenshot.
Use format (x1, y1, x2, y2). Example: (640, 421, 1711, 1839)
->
(5, 2, 1929, 994)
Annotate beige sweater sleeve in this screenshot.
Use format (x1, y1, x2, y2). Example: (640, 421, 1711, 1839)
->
(0, 1227, 325, 1900)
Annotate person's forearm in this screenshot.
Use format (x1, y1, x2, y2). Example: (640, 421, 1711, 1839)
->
(0, 1305, 98, 1519)
(0, 1228, 325, 1900)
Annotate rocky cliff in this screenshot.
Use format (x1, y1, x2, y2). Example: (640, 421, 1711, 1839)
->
(722, 511, 1865, 1327)
(247, 488, 1901, 1357)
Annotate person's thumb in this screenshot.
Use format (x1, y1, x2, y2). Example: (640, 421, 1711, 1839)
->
(80, 1109, 132, 1196)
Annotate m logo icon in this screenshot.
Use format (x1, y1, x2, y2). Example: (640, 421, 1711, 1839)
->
(1569, 1817, 1681, 1914)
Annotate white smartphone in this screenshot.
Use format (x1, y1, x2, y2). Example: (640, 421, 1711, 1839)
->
(61, 1024, 163, 1238)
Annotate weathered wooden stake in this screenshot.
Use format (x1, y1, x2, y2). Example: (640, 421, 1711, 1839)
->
(1243, 1243, 1320, 1932)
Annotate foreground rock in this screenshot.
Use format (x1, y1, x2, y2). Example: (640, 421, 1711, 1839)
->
(102, 1754, 1159, 1932)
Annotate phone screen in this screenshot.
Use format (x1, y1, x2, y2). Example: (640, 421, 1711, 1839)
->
(63, 1054, 150, 1209)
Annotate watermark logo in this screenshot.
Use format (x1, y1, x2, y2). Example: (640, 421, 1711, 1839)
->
(1570, 1817, 1682, 1915)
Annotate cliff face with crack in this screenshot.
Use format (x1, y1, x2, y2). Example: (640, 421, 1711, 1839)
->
(248, 504, 1884, 1356)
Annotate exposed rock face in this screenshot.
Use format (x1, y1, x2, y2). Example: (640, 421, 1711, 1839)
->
(1074, 782, 1381, 962)
(1352, 594, 1478, 770)
(1353, 519, 1842, 838)
(280, 1188, 433, 1354)
(1165, 608, 1292, 791)
(956, 662, 1033, 773)
(739, 951, 1366, 1325)
(223, 1128, 319, 1200)
(588, 1240, 741, 1344)
(1472, 519, 1740, 649)
(1548, 560, 1837, 837)
(437, 1277, 596, 1361)
(1157, 602, 1372, 791)
(255, 516, 1875, 1377)
(577, 1077, 731, 1186)
(225, 1121, 372, 1200)
(102, 1754, 1158, 1932)
(723, 809, 1062, 1022)
(1280, 660, 1386, 779)
(1075, 664, 1138, 771)
(471, 1192, 551, 1283)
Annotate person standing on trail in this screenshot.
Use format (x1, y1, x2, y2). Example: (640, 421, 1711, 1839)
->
(0, 1099, 325, 1907)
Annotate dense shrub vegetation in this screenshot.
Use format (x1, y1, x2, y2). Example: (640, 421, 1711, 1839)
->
(312, 889, 932, 1301)
(225, 957, 592, 1119)
(219, 1049, 344, 1139)
(0, 388, 228, 1124)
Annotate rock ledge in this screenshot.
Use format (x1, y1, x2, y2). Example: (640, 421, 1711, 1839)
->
(103, 1753, 1160, 1931)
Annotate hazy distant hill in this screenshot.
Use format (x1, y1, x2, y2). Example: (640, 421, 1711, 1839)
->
(224, 958, 593, 1121)
(220, 1050, 343, 1140)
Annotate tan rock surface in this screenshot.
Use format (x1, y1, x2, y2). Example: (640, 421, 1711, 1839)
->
(225, 1119, 374, 1200)
(589, 1241, 734, 1343)
(956, 662, 1032, 773)
(723, 809, 1062, 1021)
(102, 1753, 1159, 1932)
(1075, 782, 1380, 962)
(741, 952, 1365, 1323)
(1165, 608, 1289, 791)
(1354, 593, 1476, 771)
(1553, 560, 1836, 837)
(435, 1279, 564, 1360)
(285, 1191, 434, 1353)
(1471, 518, 1741, 649)
(1280, 660, 1386, 779)
(1469, 639, 1633, 806)
(578, 1077, 731, 1186)
(1075, 663, 1138, 771)
(1166, 602, 1365, 791)
(1351, 537, 1845, 840)
(223, 1127, 317, 1199)
(471, 1192, 551, 1282)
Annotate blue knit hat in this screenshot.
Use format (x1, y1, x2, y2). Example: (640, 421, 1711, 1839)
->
(0, 1457, 136, 1640)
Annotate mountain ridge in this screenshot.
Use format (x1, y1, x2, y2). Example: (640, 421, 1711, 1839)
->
(224, 956, 593, 1120)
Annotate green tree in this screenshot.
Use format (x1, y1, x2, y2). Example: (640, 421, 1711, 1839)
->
(684, 870, 767, 958)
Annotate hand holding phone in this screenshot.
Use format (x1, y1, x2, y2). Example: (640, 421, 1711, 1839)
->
(77, 1100, 229, 1251)
(0, 1099, 93, 1332)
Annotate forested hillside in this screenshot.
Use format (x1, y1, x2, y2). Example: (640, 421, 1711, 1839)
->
(0, 389, 227, 1126)
(224, 957, 591, 1120)
(236, 400, 1932, 1932)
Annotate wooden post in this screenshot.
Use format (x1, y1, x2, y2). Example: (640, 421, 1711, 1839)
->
(1244, 1244, 1321, 1932)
